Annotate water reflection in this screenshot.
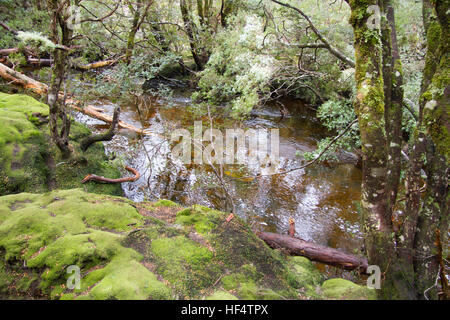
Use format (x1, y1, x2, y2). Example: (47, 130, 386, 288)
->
(72, 94, 363, 253)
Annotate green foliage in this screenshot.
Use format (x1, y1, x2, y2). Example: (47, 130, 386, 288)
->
(88, 53, 180, 102)
(193, 11, 278, 116)
(304, 98, 360, 162)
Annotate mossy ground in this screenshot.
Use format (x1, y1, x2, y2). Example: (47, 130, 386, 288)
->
(320, 278, 377, 300)
(0, 92, 122, 196)
(0, 189, 375, 300)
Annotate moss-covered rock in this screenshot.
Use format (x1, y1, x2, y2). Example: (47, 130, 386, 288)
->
(0, 92, 122, 196)
(320, 278, 377, 300)
(0, 189, 373, 300)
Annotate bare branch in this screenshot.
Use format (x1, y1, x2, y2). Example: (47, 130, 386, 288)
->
(270, 0, 355, 67)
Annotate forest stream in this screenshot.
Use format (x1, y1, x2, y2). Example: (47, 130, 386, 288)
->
(73, 92, 364, 264)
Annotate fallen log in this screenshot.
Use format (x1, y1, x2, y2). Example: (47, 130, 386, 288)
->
(0, 62, 152, 135)
(75, 59, 119, 71)
(68, 101, 153, 135)
(257, 231, 368, 273)
(26, 58, 53, 67)
(0, 50, 119, 71)
(81, 166, 141, 184)
(0, 61, 48, 94)
(0, 48, 20, 56)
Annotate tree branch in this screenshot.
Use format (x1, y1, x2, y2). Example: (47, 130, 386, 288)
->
(80, 106, 121, 152)
(270, 0, 355, 67)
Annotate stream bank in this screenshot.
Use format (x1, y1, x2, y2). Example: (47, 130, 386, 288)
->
(0, 92, 374, 299)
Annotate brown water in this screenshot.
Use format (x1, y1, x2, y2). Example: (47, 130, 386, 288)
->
(73, 93, 364, 254)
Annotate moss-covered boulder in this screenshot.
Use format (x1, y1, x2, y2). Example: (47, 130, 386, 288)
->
(0, 189, 374, 300)
(0, 92, 122, 196)
(320, 278, 377, 300)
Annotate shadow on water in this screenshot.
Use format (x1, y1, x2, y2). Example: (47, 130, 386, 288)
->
(73, 93, 364, 258)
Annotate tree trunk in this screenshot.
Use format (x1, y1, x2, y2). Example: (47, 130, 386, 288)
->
(125, 0, 142, 64)
(46, 0, 74, 159)
(180, 0, 209, 70)
(349, 0, 415, 299)
(411, 0, 449, 299)
(220, 0, 234, 27)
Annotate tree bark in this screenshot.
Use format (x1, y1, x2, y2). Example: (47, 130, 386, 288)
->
(46, 0, 73, 159)
(180, 0, 210, 70)
(349, 0, 417, 299)
(257, 232, 368, 272)
(406, 0, 449, 300)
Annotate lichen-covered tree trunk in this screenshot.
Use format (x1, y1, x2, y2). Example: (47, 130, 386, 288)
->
(349, 0, 416, 299)
(380, 1, 420, 296)
(47, 0, 73, 159)
(411, 0, 449, 300)
(125, 0, 153, 64)
(380, 0, 403, 216)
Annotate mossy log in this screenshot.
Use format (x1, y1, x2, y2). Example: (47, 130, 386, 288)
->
(74, 59, 119, 71)
(257, 232, 368, 273)
(0, 62, 152, 135)
(0, 61, 48, 94)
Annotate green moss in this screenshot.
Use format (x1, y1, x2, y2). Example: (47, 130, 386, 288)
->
(154, 199, 178, 207)
(83, 258, 171, 300)
(0, 92, 49, 119)
(0, 189, 165, 299)
(0, 189, 373, 300)
(0, 93, 50, 195)
(220, 270, 284, 300)
(205, 290, 238, 300)
(150, 235, 220, 298)
(175, 205, 224, 235)
(321, 278, 377, 300)
(0, 189, 143, 260)
(288, 256, 324, 288)
(0, 93, 123, 196)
